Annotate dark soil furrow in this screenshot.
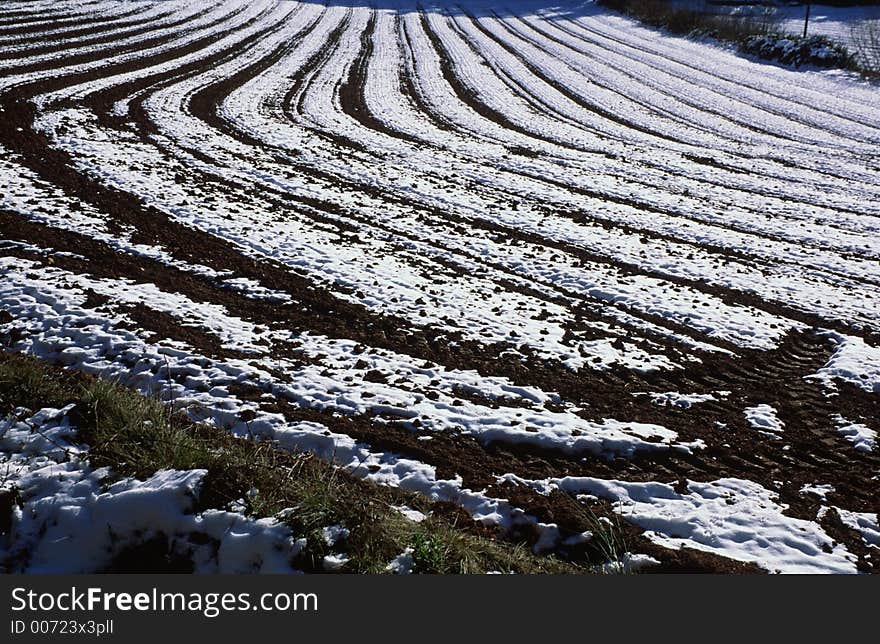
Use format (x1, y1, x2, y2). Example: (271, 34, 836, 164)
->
(0, 5, 201, 61)
(0, 3, 151, 39)
(5, 2, 251, 78)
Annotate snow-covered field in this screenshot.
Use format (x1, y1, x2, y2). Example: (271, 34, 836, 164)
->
(1, 0, 878, 573)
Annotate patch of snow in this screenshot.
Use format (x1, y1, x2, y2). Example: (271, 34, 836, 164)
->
(561, 530, 594, 546)
(322, 524, 350, 546)
(385, 548, 415, 574)
(744, 404, 785, 435)
(800, 484, 834, 501)
(509, 474, 858, 573)
(322, 553, 351, 571)
(0, 406, 303, 573)
(642, 391, 717, 409)
(595, 552, 661, 574)
(392, 505, 428, 523)
(814, 333, 880, 394)
(834, 508, 880, 549)
(833, 415, 877, 453)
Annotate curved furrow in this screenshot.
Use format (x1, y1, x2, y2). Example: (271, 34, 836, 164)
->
(0, 2, 107, 26)
(280, 11, 880, 300)
(330, 11, 880, 274)
(37, 7, 760, 370)
(0, 3, 100, 26)
(525, 14, 880, 149)
(416, 11, 880, 243)
(561, 8, 880, 128)
(498, 11, 880, 195)
(0, 2, 205, 61)
(170, 8, 880, 342)
(396, 20, 880, 229)
(458, 7, 779, 150)
(134, 8, 880, 348)
(0, 3, 255, 85)
(0, 1, 151, 39)
(456, 10, 880, 208)
(6, 5, 664, 392)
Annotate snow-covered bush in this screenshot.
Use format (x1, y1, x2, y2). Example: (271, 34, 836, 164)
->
(741, 33, 855, 68)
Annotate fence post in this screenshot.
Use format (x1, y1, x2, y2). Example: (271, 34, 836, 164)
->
(803, 2, 811, 39)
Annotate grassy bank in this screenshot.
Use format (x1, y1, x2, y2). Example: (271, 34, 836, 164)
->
(598, 0, 875, 77)
(0, 351, 597, 574)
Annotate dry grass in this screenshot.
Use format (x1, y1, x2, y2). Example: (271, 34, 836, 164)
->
(599, 0, 868, 76)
